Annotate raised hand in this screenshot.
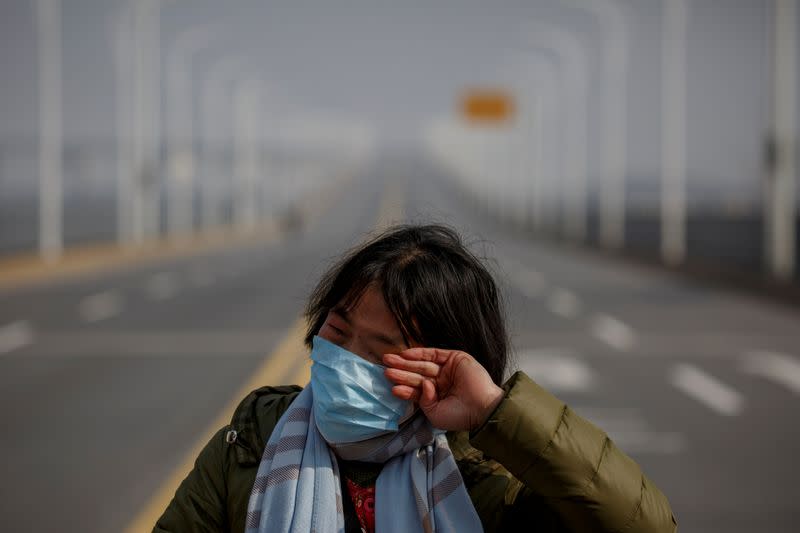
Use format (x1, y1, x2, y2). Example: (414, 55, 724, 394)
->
(383, 347, 504, 432)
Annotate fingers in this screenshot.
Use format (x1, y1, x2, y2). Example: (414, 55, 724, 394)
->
(394, 347, 457, 365)
(420, 378, 438, 409)
(389, 380, 436, 407)
(385, 367, 425, 402)
(385, 366, 425, 387)
(391, 384, 420, 402)
(383, 352, 441, 378)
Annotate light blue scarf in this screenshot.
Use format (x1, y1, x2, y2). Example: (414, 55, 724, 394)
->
(245, 385, 484, 533)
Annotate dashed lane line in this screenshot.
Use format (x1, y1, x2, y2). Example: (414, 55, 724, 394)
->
(546, 288, 582, 319)
(0, 320, 34, 354)
(144, 272, 180, 301)
(590, 313, 637, 352)
(78, 289, 125, 323)
(187, 267, 215, 287)
(504, 259, 548, 299)
(515, 348, 593, 393)
(572, 406, 686, 455)
(741, 351, 800, 395)
(669, 363, 744, 416)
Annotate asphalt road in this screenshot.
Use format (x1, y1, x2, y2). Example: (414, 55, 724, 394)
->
(1, 150, 798, 532)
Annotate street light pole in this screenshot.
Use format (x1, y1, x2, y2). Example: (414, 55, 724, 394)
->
(501, 56, 560, 231)
(36, 0, 63, 261)
(768, 0, 797, 280)
(524, 25, 589, 242)
(113, 4, 134, 246)
(233, 78, 261, 231)
(165, 26, 214, 239)
(560, 0, 630, 249)
(661, 0, 689, 266)
(130, 0, 163, 244)
(200, 57, 249, 230)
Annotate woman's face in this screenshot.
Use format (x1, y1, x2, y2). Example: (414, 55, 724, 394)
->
(318, 285, 412, 365)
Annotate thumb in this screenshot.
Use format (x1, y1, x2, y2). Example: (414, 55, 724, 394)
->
(420, 378, 438, 411)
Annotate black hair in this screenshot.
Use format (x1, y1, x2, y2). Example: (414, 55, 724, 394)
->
(304, 223, 509, 384)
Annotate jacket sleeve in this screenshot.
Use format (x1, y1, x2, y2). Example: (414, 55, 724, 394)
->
(469, 371, 678, 533)
(152, 428, 229, 533)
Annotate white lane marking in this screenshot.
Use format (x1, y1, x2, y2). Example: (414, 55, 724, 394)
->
(608, 431, 687, 455)
(188, 267, 215, 287)
(502, 257, 548, 298)
(669, 363, 744, 416)
(27, 330, 285, 356)
(572, 406, 686, 454)
(741, 351, 800, 395)
(144, 272, 180, 301)
(516, 348, 592, 392)
(0, 321, 34, 354)
(78, 290, 124, 323)
(512, 269, 548, 298)
(546, 288, 582, 319)
(590, 313, 636, 351)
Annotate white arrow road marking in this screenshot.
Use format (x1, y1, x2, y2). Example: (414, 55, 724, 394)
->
(79, 290, 124, 323)
(144, 272, 180, 301)
(516, 348, 593, 393)
(546, 288, 582, 319)
(0, 321, 34, 354)
(741, 351, 800, 395)
(591, 313, 636, 352)
(670, 363, 744, 416)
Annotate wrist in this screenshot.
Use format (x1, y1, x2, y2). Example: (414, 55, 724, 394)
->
(472, 384, 504, 431)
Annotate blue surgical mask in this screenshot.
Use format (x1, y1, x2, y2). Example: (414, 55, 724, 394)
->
(309, 335, 412, 444)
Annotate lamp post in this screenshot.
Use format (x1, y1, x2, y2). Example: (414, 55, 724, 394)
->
(560, 0, 630, 249)
(233, 78, 262, 231)
(661, 0, 689, 266)
(129, 0, 162, 244)
(767, 0, 798, 280)
(200, 57, 250, 230)
(524, 25, 589, 242)
(36, 0, 63, 260)
(500, 55, 560, 231)
(165, 26, 214, 239)
(113, 3, 133, 246)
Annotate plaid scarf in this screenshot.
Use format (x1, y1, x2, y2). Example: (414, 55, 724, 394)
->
(245, 385, 483, 533)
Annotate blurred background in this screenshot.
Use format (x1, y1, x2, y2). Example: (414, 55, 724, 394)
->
(1, 1, 799, 531)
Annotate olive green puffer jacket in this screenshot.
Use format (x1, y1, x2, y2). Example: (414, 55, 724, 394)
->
(154, 371, 677, 532)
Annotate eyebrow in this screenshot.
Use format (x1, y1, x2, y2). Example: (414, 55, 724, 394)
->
(331, 307, 406, 349)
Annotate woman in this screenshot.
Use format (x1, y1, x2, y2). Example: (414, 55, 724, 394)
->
(154, 224, 677, 532)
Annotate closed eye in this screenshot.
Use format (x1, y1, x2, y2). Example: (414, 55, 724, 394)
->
(328, 324, 343, 334)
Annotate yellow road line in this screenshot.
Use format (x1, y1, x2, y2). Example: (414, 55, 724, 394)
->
(125, 173, 405, 532)
(0, 221, 281, 292)
(289, 357, 313, 388)
(123, 318, 308, 533)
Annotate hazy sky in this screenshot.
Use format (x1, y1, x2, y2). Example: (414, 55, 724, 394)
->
(0, 0, 786, 206)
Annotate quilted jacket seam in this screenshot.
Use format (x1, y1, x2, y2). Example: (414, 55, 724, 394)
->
(579, 434, 610, 497)
(520, 403, 569, 480)
(616, 475, 646, 533)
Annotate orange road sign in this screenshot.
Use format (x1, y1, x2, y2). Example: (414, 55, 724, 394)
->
(460, 89, 515, 124)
